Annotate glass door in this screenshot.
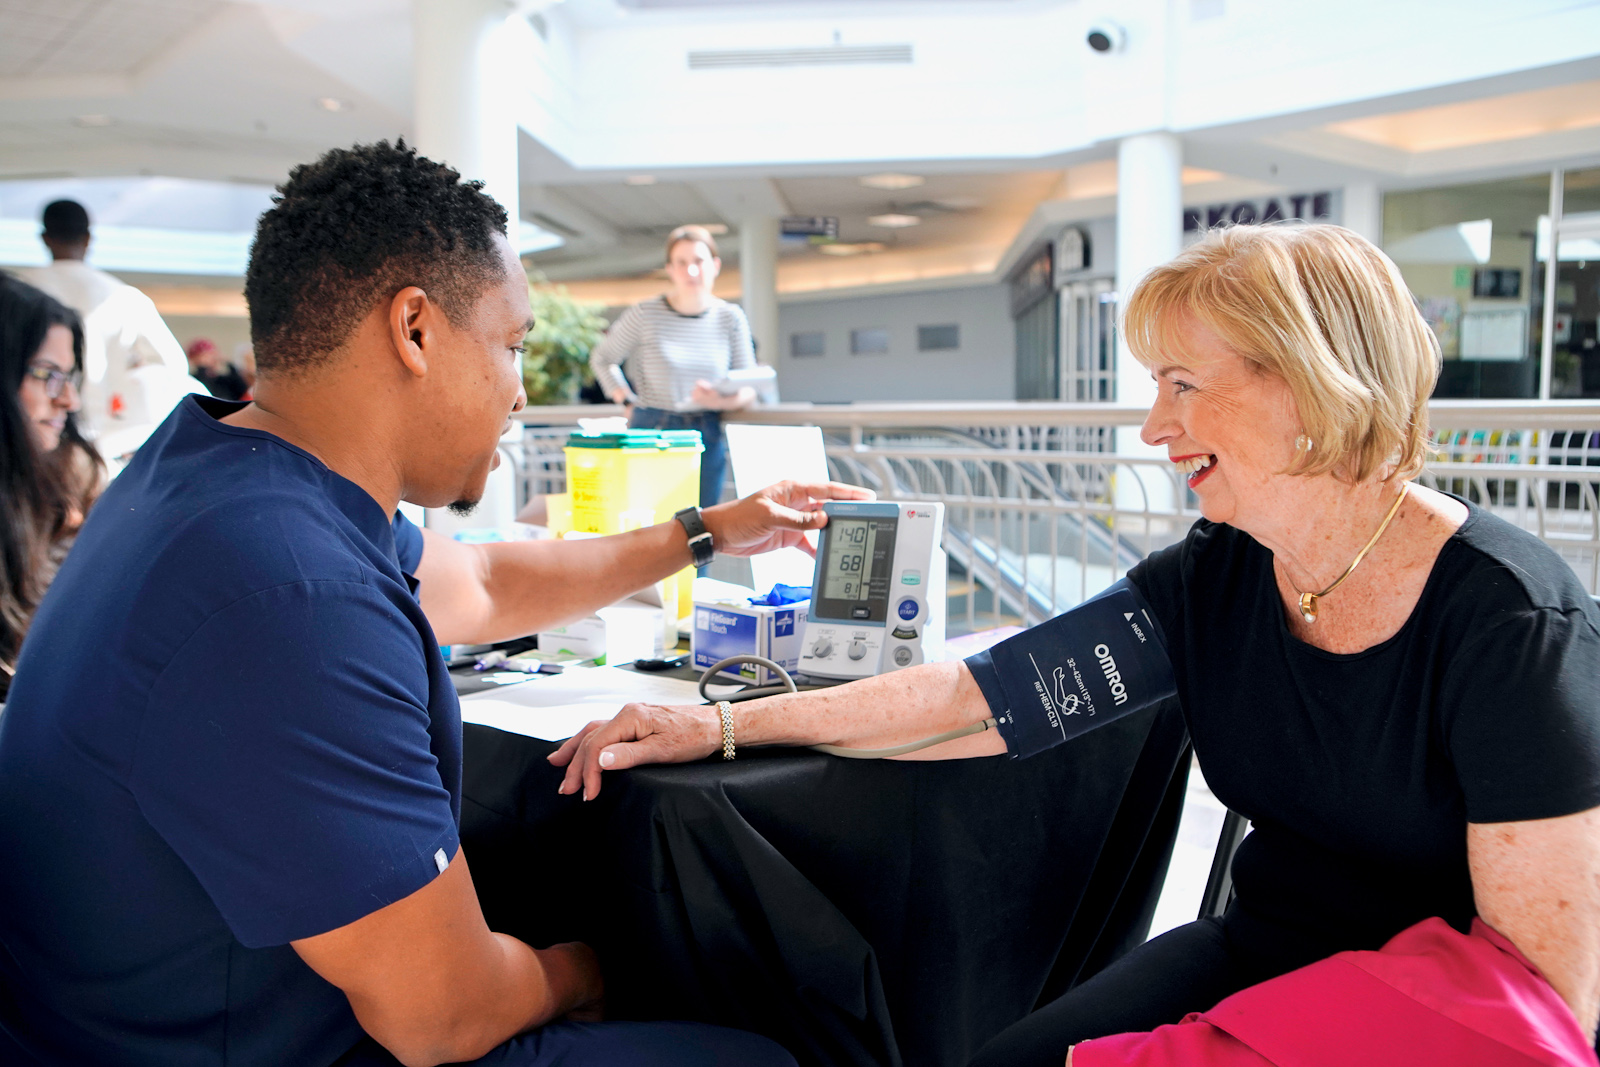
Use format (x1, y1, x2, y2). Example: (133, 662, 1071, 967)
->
(1059, 277, 1117, 402)
(1543, 168, 1600, 397)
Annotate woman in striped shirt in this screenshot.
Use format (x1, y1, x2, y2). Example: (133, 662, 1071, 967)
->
(589, 225, 757, 508)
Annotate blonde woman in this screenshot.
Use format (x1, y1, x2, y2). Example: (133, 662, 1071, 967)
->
(589, 225, 756, 508)
(556, 224, 1600, 1063)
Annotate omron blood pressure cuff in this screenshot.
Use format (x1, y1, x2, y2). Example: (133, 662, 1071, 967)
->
(965, 578, 1176, 760)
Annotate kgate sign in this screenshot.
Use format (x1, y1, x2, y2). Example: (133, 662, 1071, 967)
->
(1184, 191, 1336, 232)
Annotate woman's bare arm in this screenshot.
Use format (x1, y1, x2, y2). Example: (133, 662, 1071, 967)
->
(548, 660, 1006, 800)
(1468, 805, 1600, 1040)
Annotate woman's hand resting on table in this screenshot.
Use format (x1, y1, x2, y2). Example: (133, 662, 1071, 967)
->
(549, 702, 722, 802)
(549, 660, 999, 801)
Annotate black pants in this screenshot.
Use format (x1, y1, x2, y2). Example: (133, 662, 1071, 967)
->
(338, 1021, 795, 1066)
(968, 909, 1338, 1067)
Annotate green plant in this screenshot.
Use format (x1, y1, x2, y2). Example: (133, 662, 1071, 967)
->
(521, 282, 608, 405)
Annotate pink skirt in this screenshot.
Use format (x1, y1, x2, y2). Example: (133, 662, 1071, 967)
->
(1072, 918, 1596, 1067)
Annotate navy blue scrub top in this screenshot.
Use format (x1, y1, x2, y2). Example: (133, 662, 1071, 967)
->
(0, 395, 458, 1067)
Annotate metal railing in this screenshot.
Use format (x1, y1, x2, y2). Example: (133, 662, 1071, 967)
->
(509, 400, 1600, 631)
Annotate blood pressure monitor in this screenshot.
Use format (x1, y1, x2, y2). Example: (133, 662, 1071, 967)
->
(800, 501, 946, 681)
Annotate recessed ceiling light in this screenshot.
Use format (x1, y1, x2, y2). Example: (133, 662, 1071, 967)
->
(860, 173, 924, 191)
(868, 213, 920, 228)
(317, 97, 345, 112)
(696, 222, 729, 235)
(817, 242, 886, 257)
(74, 114, 113, 127)
(625, 175, 657, 186)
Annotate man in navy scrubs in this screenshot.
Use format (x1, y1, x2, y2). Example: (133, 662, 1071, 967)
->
(0, 142, 849, 1066)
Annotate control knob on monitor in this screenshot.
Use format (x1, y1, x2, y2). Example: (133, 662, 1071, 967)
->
(811, 637, 833, 658)
(847, 639, 868, 661)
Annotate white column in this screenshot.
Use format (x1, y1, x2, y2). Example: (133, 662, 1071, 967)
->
(415, 0, 520, 534)
(1342, 181, 1383, 245)
(413, 0, 519, 235)
(739, 216, 780, 363)
(1113, 133, 1182, 512)
(1115, 131, 1183, 407)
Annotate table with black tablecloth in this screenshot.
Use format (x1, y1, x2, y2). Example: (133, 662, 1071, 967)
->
(458, 689, 1190, 1067)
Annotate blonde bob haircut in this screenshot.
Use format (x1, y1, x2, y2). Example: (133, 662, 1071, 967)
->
(1123, 223, 1440, 483)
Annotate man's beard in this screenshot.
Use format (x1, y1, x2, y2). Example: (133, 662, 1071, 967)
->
(446, 498, 480, 517)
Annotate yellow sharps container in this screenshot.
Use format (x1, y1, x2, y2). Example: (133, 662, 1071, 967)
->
(564, 429, 703, 635)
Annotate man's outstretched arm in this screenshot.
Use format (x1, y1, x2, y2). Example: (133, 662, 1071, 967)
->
(292, 849, 601, 1067)
(415, 479, 872, 646)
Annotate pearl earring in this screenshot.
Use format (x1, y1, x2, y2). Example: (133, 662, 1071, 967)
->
(1295, 434, 1314, 452)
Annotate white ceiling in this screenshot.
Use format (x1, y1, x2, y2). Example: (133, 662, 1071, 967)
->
(0, 0, 224, 78)
(1, 0, 1598, 299)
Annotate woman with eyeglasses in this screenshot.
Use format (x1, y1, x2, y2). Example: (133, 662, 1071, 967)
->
(0, 275, 104, 699)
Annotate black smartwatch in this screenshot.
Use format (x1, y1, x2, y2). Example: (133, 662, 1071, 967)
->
(674, 506, 715, 567)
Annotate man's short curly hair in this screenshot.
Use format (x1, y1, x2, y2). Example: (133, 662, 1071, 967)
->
(245, 140, 510, 376)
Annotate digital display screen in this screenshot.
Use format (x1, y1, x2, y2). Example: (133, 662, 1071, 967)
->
(812, 515, 898, 623)
(822, 519, 877, 601)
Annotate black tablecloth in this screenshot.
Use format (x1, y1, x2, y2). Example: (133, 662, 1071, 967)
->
(460, 699, 1190, 1067)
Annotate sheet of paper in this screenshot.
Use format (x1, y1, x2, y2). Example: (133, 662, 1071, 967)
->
(458, 666, 707, 742)
(725, 423, 830, 591)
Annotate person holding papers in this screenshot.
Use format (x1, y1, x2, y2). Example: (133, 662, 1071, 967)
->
(0, 141, 867, 1067)
(589, 224, 760, 508)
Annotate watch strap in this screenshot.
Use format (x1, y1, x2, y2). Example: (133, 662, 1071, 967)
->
(674, 506, 714, 566)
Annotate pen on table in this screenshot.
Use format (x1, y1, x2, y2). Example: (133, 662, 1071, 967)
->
(473, 652, 566, 674)
(500, 659, 567, 675)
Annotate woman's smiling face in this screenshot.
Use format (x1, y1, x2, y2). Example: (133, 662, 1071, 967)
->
(1139, 315, 1304, 529)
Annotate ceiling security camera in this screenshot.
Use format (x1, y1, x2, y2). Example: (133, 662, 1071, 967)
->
(1086, 20, 1126, 53)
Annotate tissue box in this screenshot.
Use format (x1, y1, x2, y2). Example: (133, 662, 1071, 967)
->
(692, 600, 808, 684)
(537, 598, 664, 665)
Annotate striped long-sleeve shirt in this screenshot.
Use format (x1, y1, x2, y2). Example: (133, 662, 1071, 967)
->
(589, 296, 755, 411)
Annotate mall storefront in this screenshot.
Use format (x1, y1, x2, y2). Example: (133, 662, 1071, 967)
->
(1387, 167, 1600, 400)
(1010, 168, 1600, 403)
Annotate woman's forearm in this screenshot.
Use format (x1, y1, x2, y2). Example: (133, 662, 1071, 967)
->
(550, 655, 1004, 800)
(732, 661, 999, 755)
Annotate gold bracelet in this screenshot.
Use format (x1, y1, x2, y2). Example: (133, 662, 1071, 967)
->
(717, 700, 735, 760)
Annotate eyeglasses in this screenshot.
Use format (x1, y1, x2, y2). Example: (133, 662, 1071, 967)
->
(25, 363, 82, 400)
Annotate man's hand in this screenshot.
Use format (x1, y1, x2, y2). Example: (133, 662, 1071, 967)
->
(702, 479, 874, 558)
(549, 702, 723, 800)
(417, 479, 872, 646)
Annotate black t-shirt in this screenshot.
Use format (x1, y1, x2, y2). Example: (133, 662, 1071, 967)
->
(1129, 498, 1600, 950)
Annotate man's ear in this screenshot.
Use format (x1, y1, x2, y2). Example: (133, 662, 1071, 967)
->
(388, 286, 434, 378)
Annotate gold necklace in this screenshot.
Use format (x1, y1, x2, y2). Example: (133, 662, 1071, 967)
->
(1289, 483, 1410, 624)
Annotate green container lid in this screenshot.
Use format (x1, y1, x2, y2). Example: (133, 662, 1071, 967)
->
(566, 429, 704, 450)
